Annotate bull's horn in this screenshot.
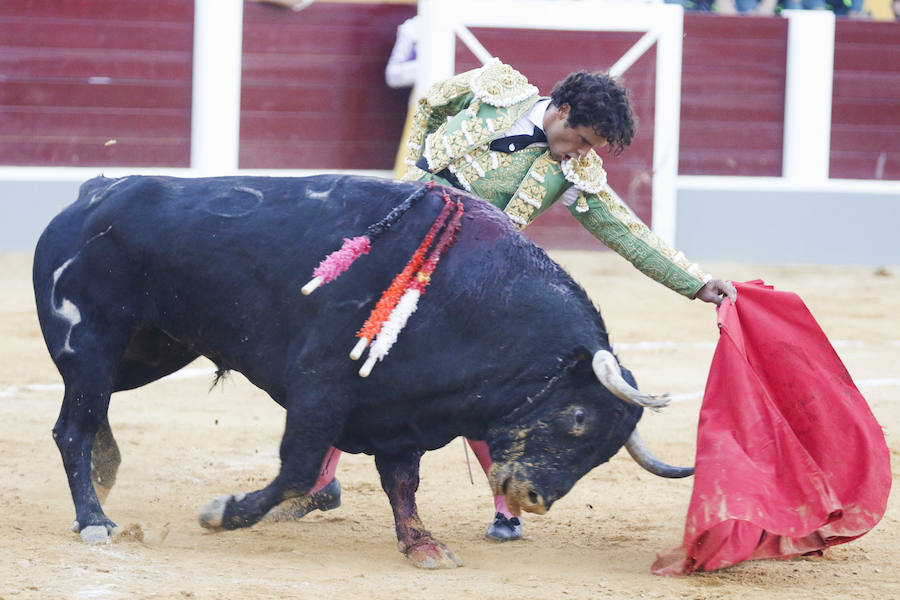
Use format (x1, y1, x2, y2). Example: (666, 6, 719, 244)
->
(625, 429, 694, 478)
(591, 350, 670, 411)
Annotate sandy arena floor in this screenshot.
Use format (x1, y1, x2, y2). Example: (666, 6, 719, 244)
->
(1, 250, 897, 599)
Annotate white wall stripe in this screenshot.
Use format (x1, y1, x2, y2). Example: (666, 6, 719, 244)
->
(0, 367, 218, 398)
(190, 0, 244, 172)
(2, 368, 898, 401)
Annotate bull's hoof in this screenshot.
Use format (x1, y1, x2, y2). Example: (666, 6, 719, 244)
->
(198, 492, 245, 530)
(485, 512, 522, 541)
(404, 541, 463, 569)
(80, 525, 113, 543)
(265, 478, 341, 522)
(72, 517, 117, 543)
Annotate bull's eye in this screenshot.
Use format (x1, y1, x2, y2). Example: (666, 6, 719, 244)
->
(569, 408, 587, 436)
(574, 409, 586, 425)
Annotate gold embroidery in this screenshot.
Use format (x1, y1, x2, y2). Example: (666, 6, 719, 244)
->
(425, 125, 471, 173)
(470, 58, 539, 107)
(561, 149, 608, 194)
(576, 193, 589, 213)
(573, 190, 707, 297)
(423, 106, 520, 174)
(402, 70, 479, 178)
(423, 71, 476, 115)
(402, 165, 428, 182)
(403, 99, 429, 172)
(503, 153, 556, 228)
(401, 62, 538, 181)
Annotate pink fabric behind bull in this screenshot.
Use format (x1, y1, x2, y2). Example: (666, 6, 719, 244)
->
(652, 280, 891, 576)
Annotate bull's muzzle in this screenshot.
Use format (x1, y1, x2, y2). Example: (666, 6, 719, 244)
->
(488, 461, 548, 516)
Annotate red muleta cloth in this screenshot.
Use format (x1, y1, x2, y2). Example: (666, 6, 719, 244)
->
(652, 280, 891, 576)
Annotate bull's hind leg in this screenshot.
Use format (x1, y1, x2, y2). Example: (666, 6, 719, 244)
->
(53, 322, 197, 540)
(264, 447, 342, 522)
(53, 361, 122, 542)
(198, 396, 343, 531)
(47, 311, 149, 541)
(375, 452, 462, 569)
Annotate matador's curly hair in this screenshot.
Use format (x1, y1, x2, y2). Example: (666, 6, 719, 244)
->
(550, 71, 636, 156)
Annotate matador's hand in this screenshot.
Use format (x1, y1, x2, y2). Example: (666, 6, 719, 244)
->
(695, 279, 737, 306)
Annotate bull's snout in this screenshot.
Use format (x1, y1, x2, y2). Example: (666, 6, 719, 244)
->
(489, 462, 551, 516)
(517, 485, 548, 515)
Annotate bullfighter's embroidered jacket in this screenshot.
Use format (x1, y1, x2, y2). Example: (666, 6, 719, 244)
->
(401, 59, 709, 298)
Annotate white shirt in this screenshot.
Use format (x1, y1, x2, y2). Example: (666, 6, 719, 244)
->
(504, 97, 551, 143)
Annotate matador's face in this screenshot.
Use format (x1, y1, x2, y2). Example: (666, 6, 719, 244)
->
(542, 103, 608, 163)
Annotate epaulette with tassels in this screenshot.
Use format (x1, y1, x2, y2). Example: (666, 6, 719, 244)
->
(302, 183, 465, 377)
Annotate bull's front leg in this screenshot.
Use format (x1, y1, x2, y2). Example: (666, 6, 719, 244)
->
(375, 451, 462, 569)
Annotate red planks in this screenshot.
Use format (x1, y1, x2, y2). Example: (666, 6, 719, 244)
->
(4, 2, 897, 183)
(0, 0, 193, 167)
(680, 14, 788, 177)
(239, 1, 416, 170)
(1, 81, 190, 110)
(0, 139, 189, 168)
(0, 0, 192, 20)
(1, 18, 191, 52)
(831, 20, 900, 180)
(0, 48, 191, 82)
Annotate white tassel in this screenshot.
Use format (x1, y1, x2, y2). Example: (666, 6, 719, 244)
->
(518, 191, 541, 209)
(359, 289, 421, 377)
(443, 137, 455, 159)
(461, 121, 474, 145)
(507, 213, 527, 228)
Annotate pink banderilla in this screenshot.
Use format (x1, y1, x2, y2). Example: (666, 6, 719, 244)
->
(301, 235, 371, 295)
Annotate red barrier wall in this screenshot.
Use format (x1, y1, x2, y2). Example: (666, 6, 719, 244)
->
(240, 1, 413, 169)
(680, 14, 788, 177)
(0, 0, 194, 167)
(1, 2, 897, 183)
(831, 19, 900, 180)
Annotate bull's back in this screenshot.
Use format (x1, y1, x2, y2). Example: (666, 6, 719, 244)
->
(34, 173, 595, 392)
(36, 174, 423, 296)
(34, 174, 450, 390)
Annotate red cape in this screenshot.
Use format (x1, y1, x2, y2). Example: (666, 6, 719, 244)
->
(652, 280, 891, 576)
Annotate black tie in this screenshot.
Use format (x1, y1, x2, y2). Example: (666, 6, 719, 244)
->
(489, 126, 547, 153)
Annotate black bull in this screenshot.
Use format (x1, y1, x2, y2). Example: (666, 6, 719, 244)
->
(33, 174, 689, 568)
